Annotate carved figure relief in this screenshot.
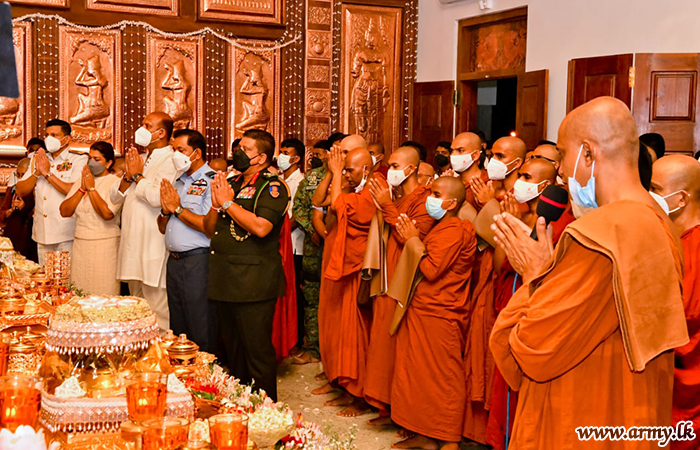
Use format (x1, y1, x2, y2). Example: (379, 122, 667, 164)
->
(199, 0, 282, 24)
(59, 27, 121, 149)
(147, 35, 204, 132)
(341, 5, 402, 152)
(0, 23, 32, 151)
(470, 19, 527, 73)
(228, 42, 280, 156)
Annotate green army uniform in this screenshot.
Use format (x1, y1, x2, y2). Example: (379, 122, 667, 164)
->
(208, 168, 290, 401)
(291, 166, 326, 359)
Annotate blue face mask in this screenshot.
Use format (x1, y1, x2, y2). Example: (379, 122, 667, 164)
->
(425, 196, 455, 220)
(568, 144, 598, 209)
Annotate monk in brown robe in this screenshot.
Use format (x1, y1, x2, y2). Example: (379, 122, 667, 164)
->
(314, 146, 377, 416)
(490, 96, 688, 449)
(651, 155, 700, 449)
(391, 177, 476, 450)
(364, 146, 435, 424)
(463, 136, 527, 446)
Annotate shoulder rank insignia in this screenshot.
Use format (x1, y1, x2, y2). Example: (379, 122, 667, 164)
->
(205, 171, 217, 179)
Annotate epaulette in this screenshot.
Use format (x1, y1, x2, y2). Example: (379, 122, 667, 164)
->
(69, 149, 88, 156)
(263, 171, 277, 179)
(205, 171, 217, 179)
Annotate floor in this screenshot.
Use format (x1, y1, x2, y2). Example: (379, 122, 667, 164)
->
(277, 360, 491, 450)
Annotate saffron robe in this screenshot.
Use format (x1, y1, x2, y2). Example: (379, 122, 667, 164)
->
(490, 201, 687, 450)
(318, 187, 376, 397)
(391, 218, 476, 441)
(364, 185, 434, 411)
(672, 225, 700, 450)
(271, 215, 298, 360)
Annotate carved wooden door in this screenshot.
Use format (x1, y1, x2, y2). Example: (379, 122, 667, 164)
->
(410, 81, 454, 161)
(567, 54, 634, 112)
(515, 69, 548, 150)
(633, 53, 700, 155)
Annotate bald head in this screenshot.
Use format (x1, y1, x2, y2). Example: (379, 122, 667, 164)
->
(652, 155, 700, 198)
(493, 136, 527, 161)
(418, 162, 435, 186)
(209, 158, 228, 173)
(17, 158, 30, 171)
(388, 146, 420, 168)
(339, 134, 367, 153)
(142, 111, 174, 148)
(533, 144, 561, 164)
(518, 158, 557, 185)
(343, 147, 373, 189)
(432, 176, 466, 209)
(451, 132, 482, 154)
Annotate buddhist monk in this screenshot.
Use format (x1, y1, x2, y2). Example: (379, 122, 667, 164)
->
(651, 155, 700, 449)
(315, 146, 377, 416)
(338, 134, 367, 154)
(532, 142, 561, 172)
(462, 136, 526, 446)
(490, 96, 688, 449)
(417, 162, 435, 186)
(364, 146, 435, 424)
(450, 132, 486, 206)
(368, 142, 388, 177)
(390, 176, 476, 450)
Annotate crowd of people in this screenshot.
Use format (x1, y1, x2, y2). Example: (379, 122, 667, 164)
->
(2, 96, 698, 449)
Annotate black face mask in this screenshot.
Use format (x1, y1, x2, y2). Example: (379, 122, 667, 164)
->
(310, 156, 324, 169)
(435, 154, 450, 167)
(232, 149, 259, 172)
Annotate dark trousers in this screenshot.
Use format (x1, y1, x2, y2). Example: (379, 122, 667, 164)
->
(166, 250, 219, 355)
(216, 298, 278, 401)
(294, 254, 306, 347)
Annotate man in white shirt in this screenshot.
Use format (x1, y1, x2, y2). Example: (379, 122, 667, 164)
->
(110, 112, 179, 330)
(16, 120, 88, 265)
(279, 138, 306, 349)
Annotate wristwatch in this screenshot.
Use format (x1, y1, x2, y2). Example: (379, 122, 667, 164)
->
(160, 209, 171, 218)
(132, 173, 144, 182)
(88, 187, 96, 192)
(221, 200, 234, 212)
(174, 205, 184, 216)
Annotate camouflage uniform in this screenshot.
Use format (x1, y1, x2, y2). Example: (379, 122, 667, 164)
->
(292, 166, 326, 359)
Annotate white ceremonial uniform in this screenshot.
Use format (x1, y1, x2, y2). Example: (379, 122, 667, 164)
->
(282, 169, 305, 256)
(110, 146, 179, 330)
(20, 147, 88, 265)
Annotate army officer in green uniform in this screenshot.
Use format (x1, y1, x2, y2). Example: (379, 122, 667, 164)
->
(205, 129, 289, 401)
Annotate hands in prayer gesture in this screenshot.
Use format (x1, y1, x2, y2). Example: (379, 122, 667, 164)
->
(35, 149, 51, 177)
(328, 146, 345, 177)
(125, 147, 144, 178)
(211, 172, 234, 210)
(160, 179, 181, 214)
(395, 213, 419, 241)
(81, 165, 95, 192)
(470, 176, 495, 205)
(491, 212, 554, 284)
(368, 177, 391, 207)
(499, 193, 522, 220)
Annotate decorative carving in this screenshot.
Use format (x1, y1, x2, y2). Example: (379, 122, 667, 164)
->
(306, 90, 330, 116)
(147, 34, 204, 132)
(0, 23, 33, 152)
(0, 166, 16, 195)
(470, 19, 526, 73)
(6, 0, 67, 6)
(86, 0, 179, 17)
(59, 27, 121, 150)
(228, 41, 281, 158)
(305, 122, 330, 143)
(199, 0, 282, 23)
(340, 5, 402, 151)
(308, 6, 331, 26)
(307, 31, 331, 59)
(308, 65, 330, 84)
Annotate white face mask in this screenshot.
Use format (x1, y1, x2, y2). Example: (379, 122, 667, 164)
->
(135, 126, 157, 147)
(513, 179, 546, 203)
(277, 154, 294, 172)
(45, 135, 63, 153)
(450, 152, 477, 173)
(387, 165, 413, 187)
(371, 155, 379, 167)
(487, 157, 520, 181)
(571, 201, 596, 219)
(172, 151, 193, 172)
(354, 166, 369, 193)
(654, 190, 688, 215)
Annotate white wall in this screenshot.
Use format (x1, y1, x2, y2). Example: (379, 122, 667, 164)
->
(417, 0, 700, 140)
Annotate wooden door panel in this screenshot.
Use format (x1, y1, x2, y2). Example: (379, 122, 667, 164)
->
(633, 53, 700, 155)
(410, 81, 454, 160)
(516, 69, 548, 150)
(567, 54, 633, 112)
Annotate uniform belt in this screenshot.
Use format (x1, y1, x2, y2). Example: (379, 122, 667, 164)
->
(169, 247, 209, 260)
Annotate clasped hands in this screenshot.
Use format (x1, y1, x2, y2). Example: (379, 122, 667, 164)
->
(491, 212, 554, 285)
(210, 172, 235, 210)
(160, 179, 181, 214)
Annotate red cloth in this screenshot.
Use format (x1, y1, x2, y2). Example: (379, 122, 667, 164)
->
(272, 215, 298, 361)
(364, 185, 434, 413)
(391, 218, 476, 442)
(319, 188, 376, 397)
(672, 225, 700, 449)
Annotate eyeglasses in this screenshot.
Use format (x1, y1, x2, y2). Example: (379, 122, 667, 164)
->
(531, 155, 557, 164)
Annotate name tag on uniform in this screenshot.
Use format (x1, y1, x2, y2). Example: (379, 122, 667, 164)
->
(187, 186, 206, 196)
(237, 186, 256, 199)
(56, 161, 72, 172)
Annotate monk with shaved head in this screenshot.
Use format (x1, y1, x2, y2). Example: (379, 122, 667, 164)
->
(532, 142, 561, 171)
(364, 146, 435, 424)
(314, 146, 377, 416)
(338, 134, 368, 154)
(490, 97, 687, 449)
(450, 132, 486, 203)
(417, 162, 435, 186)
(391, 176, 476, 450)
(651, 155, 700, 449)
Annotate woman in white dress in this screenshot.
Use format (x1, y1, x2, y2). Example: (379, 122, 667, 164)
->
(60, 141, 122, 295)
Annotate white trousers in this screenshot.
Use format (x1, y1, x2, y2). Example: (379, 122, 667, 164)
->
(128, 280, 169, 331)
(37, 241, 73, 266)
